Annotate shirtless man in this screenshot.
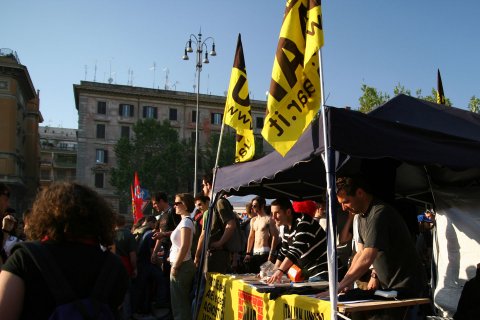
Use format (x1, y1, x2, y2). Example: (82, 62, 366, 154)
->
(243, 196, 279, 273)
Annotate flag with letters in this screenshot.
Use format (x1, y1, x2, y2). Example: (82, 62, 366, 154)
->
(132, 171, 144, 224)
(262, 0, 324, 156)
(437, 69, 446, 105)
(224, 33, 255, 162)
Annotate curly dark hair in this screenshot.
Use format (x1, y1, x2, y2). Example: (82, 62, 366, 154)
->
(26, 182, 115, 246)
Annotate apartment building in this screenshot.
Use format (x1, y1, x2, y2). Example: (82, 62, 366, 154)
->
(39, 126, 77, 189)
(73, 81, 268, 213)
(0, 48, 42, 214)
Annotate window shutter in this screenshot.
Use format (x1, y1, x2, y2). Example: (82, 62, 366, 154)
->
(119, 105, 122, 115)
(104, 150, 109, 163)
(129, 105, 134, 117)
(143, 106, 147, 118)
(154, 107, 158, 119)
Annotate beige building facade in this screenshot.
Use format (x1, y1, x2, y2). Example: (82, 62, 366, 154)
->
(39, 126, 77, 189)
(0, 49, 42, 214)
(74, 81, 268, 213)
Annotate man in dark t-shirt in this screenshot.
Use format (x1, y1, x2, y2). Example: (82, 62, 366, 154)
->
(333, 175, 425, 319)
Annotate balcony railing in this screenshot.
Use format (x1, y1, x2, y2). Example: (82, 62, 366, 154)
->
(0, 48, 20, 63)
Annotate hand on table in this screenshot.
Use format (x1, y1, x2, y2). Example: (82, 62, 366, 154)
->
(266, 269, 283, 284)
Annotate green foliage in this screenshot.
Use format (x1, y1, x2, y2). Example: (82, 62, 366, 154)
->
(468, 96, 480, 113)
(393, 83, 411, 96)
(358, 84, 390, 113)
(110, 119, 194, 201)
(416, 88, 452, 106)
(202, 130, 265, 172)
(358, 83, 454, 113)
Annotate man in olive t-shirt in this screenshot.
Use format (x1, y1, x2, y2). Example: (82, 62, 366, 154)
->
(333, 175, 425, 319)
(194, 173, 236, 274)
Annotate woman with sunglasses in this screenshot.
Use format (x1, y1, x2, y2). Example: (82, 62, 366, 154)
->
(170, 193, 196, 320)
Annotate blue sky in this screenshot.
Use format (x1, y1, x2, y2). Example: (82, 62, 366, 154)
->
(2, 1, 479, 129)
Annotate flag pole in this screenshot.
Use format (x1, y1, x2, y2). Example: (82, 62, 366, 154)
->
(192, 118, 225, 320)
(319, 47, 338, 320)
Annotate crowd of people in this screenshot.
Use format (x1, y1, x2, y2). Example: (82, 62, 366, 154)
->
(0, 171, 466, 320)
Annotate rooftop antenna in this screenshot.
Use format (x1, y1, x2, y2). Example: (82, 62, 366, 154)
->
(108, 59, 114, 84)
(93, 61, 97, 82)
(172, 81, 179, 90)
(127, 68, 134, 86)
(207, 73, 210, 94)
(163, 67, 170, 90)
(84, 65, 88, 81)
(150, 62, 156, 89)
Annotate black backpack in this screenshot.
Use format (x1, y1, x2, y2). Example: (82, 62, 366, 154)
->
(18, 242, 119, 320)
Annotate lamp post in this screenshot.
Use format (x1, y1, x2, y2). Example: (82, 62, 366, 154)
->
(182, 30, 216, 195)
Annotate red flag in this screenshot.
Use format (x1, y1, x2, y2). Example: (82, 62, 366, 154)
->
(132, 172, 144, 224)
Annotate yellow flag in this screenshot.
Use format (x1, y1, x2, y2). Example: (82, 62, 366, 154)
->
(262, 0, 324, 156)
(437, 69, 446, 105)
(224, 34, 255, 162)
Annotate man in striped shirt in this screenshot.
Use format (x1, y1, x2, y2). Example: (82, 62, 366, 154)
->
(267, 197, 328, 284)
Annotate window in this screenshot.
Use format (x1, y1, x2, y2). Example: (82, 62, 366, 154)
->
(121, 126, 130, 139)
(119, 104, 134, 117)
(96, 124, 105, 139)
(97, 101, 107, 114)
(94, 173, 104, 188)
(211, 113, 223, 125)
(96, 149, 108, 164)
(169, 108, 177, 121)
(191, 110, 197, 123)
(256, 117, 264, 129)
(143, 106, 158, 119)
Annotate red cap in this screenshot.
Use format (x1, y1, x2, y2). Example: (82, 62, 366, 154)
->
(292, 200, 317, 217)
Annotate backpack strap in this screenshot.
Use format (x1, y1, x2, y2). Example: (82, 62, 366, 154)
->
(16, 242, 77, 304)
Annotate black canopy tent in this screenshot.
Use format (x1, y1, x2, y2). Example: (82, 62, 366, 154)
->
(369, 94, 480, 142)
(214, 103, 480, 200)
(211, 96, 480, 318)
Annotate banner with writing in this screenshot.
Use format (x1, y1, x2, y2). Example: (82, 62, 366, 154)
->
(224, 33, 255, 162)
(262, 0, 324, 156)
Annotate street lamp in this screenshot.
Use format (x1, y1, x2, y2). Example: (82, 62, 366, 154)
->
(182, 29, 217, 195)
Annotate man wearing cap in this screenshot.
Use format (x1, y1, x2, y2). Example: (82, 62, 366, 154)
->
(330, 175, 425, 319)
(267, 197, 328, 284)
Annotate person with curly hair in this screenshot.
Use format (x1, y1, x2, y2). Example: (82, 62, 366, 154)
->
(0, 182, 129, 320)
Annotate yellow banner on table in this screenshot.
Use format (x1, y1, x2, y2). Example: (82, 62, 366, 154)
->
(268, 294, 331, 320)
(198, 273, 233, 320)
(262, 0, 324, 156)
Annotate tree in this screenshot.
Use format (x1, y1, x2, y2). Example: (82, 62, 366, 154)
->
(468, 96, 480, 113)
(393, 83, 411, 96)
(416, 88, 452, 106)
(110, 119, 193, 203)
(358, 83, 453, 113)
(358, 84, 390, 113)
(202, 130, 265, 173)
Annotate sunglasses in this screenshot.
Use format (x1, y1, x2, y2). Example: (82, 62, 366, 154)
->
(173, 202, 183, 206)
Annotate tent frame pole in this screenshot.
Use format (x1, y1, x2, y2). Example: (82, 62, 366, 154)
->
(319, 47, 338, 320)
